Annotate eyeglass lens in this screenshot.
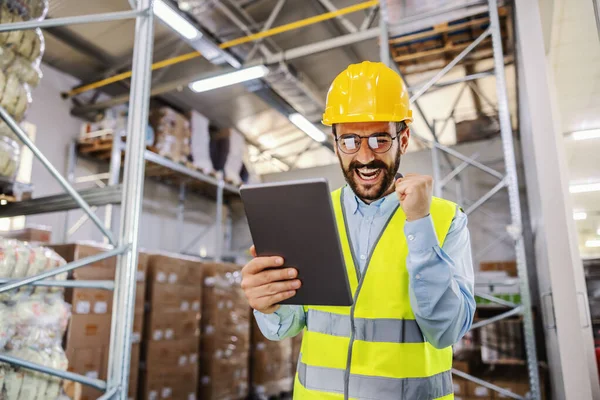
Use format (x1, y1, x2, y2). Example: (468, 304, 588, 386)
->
(339, 134, 393, 154)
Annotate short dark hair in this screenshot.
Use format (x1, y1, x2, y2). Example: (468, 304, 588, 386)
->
(332, 121, 408, 137)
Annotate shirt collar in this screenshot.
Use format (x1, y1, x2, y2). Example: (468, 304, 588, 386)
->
(343, 185, 399, 217)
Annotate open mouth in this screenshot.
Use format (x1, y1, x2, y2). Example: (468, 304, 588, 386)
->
(355, 167, 382, 183)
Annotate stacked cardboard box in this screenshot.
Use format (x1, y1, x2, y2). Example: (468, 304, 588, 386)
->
(0, 225, 52, 243)
(140, 253, 204, 400)
(480, 318, 524, 364)
(200, 263, 250, 400)
(51, 243, 147, 400)
(251, 319, 293, 397)
(149, 107, 191, 163)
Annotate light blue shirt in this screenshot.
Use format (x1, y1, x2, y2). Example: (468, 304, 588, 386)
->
(253, 185, 475, 349)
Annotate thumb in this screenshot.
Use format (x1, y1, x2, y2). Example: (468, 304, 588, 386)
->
(249, 245, 257, 258)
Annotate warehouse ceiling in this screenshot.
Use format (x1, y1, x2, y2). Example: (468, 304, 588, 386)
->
(40, 0, 520, 176)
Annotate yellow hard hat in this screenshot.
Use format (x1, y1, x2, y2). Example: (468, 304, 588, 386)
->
(322, 61, 413, 126)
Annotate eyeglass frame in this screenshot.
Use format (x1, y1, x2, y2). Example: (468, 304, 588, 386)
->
(333, 125, 409, 155)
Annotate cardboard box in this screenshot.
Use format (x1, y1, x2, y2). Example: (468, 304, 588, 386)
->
(200, 263, 249, 400)
(51, 243, 149, 281)
(468, 380, 492, 398)
(251, 318, 293, 396)
(141, 364, 198, 400)
(480, 261, 517, 277)
(129, 343, 141, 400)
(453, 377, 468, 396)
(145, 311, 199, 341)
(147, 282, 202, 314)
(492, 380, 529, 399)
(147, 252, 204, 286)
(66, 314, 112, 347)
(145, 338, 199, 368)
(0, 226, 52, 243)
(65, 346, 105, 400)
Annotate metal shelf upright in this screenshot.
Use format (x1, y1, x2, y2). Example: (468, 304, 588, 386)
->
(0, 1, 156, 399)
(379, 0, 540, 399)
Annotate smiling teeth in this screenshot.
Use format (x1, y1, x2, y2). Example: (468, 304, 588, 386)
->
(359, 167, 378, 174)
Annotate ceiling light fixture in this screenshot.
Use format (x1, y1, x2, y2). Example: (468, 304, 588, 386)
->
(188, 66, 269, 93)
(572, 128, 600, 141)
(573, 212, 587, 220)
(154, 0, 201, 40)
(288, 113, 327, 142)
(569, 182, 600, 193)
(585, 239, 600, 248)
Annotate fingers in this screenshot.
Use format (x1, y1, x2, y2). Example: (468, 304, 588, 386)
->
(246, 279, 301, 298)
(248, 290, 297, 312)
(243, 255, 284, 275)
(249, 245, 257, 258)
(242, 267, 297, 289)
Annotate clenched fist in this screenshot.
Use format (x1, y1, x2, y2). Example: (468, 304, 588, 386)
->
(395, 173, 433, 221)
(241, 246, 301, 314)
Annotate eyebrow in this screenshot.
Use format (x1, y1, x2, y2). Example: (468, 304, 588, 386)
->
(340, 131, 391, 137)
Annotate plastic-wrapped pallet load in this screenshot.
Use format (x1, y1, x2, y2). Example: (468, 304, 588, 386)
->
(0, 237, 71, 400)
(251, 318, 292, 398)
(189, 110, 213, 175)
(0, 0, 48, 181)
(149, 107, 191, 163)
(140, 252, 203, 400)
(200, 263, 249, 400)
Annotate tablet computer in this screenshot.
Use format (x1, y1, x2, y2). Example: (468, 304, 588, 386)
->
(240, 178, 353, 306)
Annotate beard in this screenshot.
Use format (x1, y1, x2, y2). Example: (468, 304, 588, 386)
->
(339, 148, 402, 202)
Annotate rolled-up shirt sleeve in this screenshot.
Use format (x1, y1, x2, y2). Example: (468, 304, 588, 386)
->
(253, 305, 306, 341)
(404, 208, 475, 349)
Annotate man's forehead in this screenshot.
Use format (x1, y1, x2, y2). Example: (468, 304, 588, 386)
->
(336, 121, 394, 134)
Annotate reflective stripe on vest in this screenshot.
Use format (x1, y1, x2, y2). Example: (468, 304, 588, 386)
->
(307, 309, 424, 343)
(297, 359, 453, 400)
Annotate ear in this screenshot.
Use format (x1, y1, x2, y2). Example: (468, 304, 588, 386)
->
(399, 128, 410, 155)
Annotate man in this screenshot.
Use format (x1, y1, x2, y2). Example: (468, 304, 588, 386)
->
(241, 61, 475, 400)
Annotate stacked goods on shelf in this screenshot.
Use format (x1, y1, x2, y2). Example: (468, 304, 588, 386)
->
(200, 263, 249, 400)
(454, 115, 500, 144)
(250, 319, 293, 398)
(0, 225, 52, 243)
(0, 0, 47, 181)
(140, 253, 204, 400)
(149, 107, 191, 163)
(50, 242, 147, 400)
(79, 104, 155, 146)
(480, 317, 524, 364)
(475, 261, 520, 306)
(189, 110, 214, 175)
(0, 237, 71, 399)
(209, 127, 255, 186)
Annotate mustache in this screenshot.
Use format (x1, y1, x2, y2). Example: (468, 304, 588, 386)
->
(349, 160, 389, 171)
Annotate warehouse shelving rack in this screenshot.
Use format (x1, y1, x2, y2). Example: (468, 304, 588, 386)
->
(0, 1, 161, 399)
(379, 0, 539, 399)
(62, 129, 240, 258)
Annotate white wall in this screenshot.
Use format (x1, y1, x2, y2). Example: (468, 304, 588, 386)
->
(23, 64, 228, 257)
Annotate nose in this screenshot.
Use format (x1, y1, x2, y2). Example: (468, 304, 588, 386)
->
(355, 138, 375, 164)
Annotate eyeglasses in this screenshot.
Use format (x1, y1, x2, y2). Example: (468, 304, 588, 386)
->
(335, 132, 399, 154)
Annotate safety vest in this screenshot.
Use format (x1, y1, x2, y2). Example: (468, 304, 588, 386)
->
(293, 188, 457, 400)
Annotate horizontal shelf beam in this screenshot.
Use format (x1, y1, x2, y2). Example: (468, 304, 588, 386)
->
(471, 305, 523, 330)
(0, 353, 107, 391)
(0, 278, 114, 290)
(0, 185, 122, 218)
(452, 369, 525, 400)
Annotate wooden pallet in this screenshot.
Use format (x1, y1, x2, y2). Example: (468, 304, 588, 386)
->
(390, 6, 512, 75)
